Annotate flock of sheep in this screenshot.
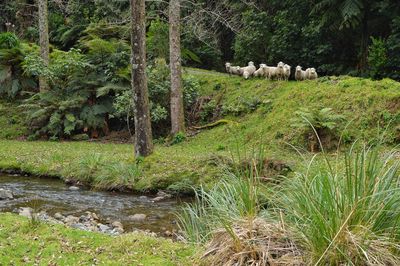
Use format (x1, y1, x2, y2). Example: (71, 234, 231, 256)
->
(225, 61, 318, 81)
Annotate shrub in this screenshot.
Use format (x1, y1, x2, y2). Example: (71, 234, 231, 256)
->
(368, 37, 388, 79)
(291, 107, 345, 151)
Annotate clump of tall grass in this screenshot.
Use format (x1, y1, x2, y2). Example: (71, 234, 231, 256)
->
(177, 168, 302, 265)
(77, 153, 107, 182)
(275, 144, 400, 265)
(93, 161, 142, 190)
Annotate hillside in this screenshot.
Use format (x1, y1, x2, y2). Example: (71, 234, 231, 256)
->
(1, 69, 400, 192)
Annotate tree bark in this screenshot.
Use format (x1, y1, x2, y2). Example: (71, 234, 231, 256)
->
(169, 0, 185, 135)
(130, 0, 153, 157)
(38, 0, 49, 92)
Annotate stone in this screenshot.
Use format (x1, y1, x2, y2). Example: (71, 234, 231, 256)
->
(164, 230, 173, 237)
(112, 221, 124, 233)
(152, 196, 165, 202)
(156, 190, 172, 198)
(129, 213, 147, 222)
(70, 223, 87, 231)
(68, 186, 79, 191)
(98, 223, 110, 232)
(139, 195, 148, 200)
(91, 212, 99, 221)
(54, 212, 65, 220)
(64, 215, 79, 225)
(0, 189, 13, 200)
(18, 207, 33, 219)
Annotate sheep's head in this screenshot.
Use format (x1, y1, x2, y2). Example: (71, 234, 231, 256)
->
(225, 62, 231, 67)
(277, 62, 284, 68)
(248, 61, 254, 66)
(260, 63, 266, 68)
(310, 68, 316, 74)
(284, 64, 291, 70)
(296, 66, 302, 72)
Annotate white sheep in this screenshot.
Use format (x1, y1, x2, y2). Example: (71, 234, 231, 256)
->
(225, 62, 231, 74)
(275, 61, 285, 81)
(242, 61, 256, 79)
(283, 64, 291, 81)
(306, 67, 318, 80)
(261, 66, 277, 80)
(295, 65, 307, 81)
(254, 63, 267, 77)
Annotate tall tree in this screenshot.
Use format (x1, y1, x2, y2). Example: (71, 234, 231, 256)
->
(313, 0, 371, 71)
(169, 0, 185, 135)
(38, 0, 49, 91)
(130, 0, 153, 156)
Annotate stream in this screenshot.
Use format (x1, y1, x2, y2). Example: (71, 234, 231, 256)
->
(0, 174, 186, 235)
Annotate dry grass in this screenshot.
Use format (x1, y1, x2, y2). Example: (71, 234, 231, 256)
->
(202, 218, 303, 266)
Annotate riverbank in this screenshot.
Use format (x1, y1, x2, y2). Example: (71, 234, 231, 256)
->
(0, 139, 223, 194)
(0, 213, 197, 265)
(1, 72, 400, 193)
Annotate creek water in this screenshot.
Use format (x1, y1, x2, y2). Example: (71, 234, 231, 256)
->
(0, 174, 186, 234)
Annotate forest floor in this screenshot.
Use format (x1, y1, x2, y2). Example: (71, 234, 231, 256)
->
(1, 69, 400, 193)
(0, 213, 197, 265)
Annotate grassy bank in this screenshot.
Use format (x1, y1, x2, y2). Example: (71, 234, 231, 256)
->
(0, 213, 197, 265)
(1, 70, 400, 192)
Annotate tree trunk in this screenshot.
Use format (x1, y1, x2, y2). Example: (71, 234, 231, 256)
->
(130, 0, 153, 157)
(169, 0, 185, 135)
(358, 2, 369, 72)
(38, 0, 49, 92)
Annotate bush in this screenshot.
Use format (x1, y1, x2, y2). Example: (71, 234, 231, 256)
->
(0, 32, 20, 49)
(368, 37, 388, 79)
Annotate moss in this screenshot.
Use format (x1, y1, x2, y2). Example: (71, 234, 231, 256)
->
(0, 213, 197, 265)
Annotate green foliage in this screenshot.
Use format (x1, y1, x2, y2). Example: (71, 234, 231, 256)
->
(0, 40, 36, 99)
(147, 18, 169, 60)
(291, 107, 345, 132)
(275, 146, 400, 264)
(171, 132, 186, 145)
(112, 59, 200, 136)
(233, 11, 271, 64)
(368, 37, 388, 79)
(0, 32, 20, 49)
(178, 171, 261, 243)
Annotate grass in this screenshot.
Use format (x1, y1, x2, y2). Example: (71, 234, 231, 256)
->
(276, 145, 400, 265)
(0, 100, 27, 139)
(0, 213, 197, 265)
(0, 70, 400, 192)
(178, 144, 400, 265)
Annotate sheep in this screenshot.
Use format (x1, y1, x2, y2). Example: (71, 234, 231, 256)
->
(242, 61, 256, 79)
(306, 67, 318, 80)
(262, 66, 278, 80)
(224, 63, 242, 76)
(225, 62, 232, 74)
(283, 64, 291, 81)
(295, 65, 307, 81)
(275, 61, 285, 81)
(254, 64, 267, 77)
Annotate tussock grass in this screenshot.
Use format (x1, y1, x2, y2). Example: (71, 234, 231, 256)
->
(179, 143, 400, 265)
(274, 144, 400, 265)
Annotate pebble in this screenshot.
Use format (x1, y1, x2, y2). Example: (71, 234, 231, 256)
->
(54, 212, 65, 220)
(0, 189, 14, 200)
(18, 207, 33, 219)
(129, 213, 147, 222)
(68, 186, 80, 191)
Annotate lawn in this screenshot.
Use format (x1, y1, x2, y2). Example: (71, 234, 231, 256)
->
(0, 213, 197, 265)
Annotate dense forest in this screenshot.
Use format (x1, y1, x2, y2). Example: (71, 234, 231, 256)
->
(1, 1, 400, 265)
(1, 0, 400, 142)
